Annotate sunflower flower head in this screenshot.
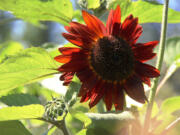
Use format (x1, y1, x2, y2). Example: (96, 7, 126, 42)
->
(54, 5, 160, 111)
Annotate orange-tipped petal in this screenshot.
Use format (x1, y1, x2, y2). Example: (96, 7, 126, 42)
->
(82, 10, 106, 38)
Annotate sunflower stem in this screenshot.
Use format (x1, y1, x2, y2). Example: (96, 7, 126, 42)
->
(142, 0, 169, 134)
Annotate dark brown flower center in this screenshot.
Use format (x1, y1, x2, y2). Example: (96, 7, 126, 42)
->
(90, 36, 134, 82)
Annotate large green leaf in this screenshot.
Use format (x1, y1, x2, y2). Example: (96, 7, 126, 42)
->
(107, 0, 131, 16)
(0, 41, 23, 63)
(0, 94, 41, 106)
(0, 120, 32, 135)
(0, 104, 44, 121)
(161, 96, 180, 115)
(109, 0, 180, 23)
(0, 47, 59, 92)
(0, 0, 73, 25)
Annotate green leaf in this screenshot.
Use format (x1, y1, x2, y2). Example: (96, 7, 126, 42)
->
(47, 126, 63, 135)
(110, 0, 180, 23)
(161, 96, 180, 115)
(87, 0, 100, 9)
(0, 104, 44, 121)
(164, 37, 180, 66)
(0, 0, 73, 25)
(0, 41, 23, 63)
(77, 129, 87, 135)
(65, 76, 81, 107)
(0, 94, 41, 106)
(139, 103, 159, 118)
(0, 47, 59, 92)
(155, 115, 176, 134)
(86, 111, 134, 134)
(71, 111, 92, 127)
(107, 0, 131, 15)
(0, 120, 32, 135)
(26, 83, 60, 101)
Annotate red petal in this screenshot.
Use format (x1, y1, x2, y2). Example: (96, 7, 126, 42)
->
(137, 74, 151, 87)
(106, 5, 121, 35)
(89, 81, 105, 108)
(133, 41, 159, 62)
(65, 22, 97, 41)
(55, 50, 87, 64)
(59, 47, 81, 55)
(130, 25, 143, 44)
(78, 74, 97, 97)
(58, 60, 88, 72)
(80, 77, 99, 103)
(60, 72, 75, 86)
(135, 61, 160, 78)
(60, 72, 74, 81)
(124, 75, 147, 104)
(62, 33, 92, 49)
(82, 10, 106, 38)
(113, 84, 124, 110)
(54, 55, 71, 63)
(103, 83, 113, 111)
(80, 90, 92, 102)
(76, 68, 93, 82)
(120, 15, 142, 44)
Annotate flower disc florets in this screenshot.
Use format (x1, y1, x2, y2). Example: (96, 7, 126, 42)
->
(90, 35, 134, 82)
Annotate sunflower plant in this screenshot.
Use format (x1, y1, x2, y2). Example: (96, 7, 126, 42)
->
(0, 0, 180, 135)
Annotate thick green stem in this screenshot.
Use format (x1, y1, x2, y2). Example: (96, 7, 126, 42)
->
(141, 0, 169, 134)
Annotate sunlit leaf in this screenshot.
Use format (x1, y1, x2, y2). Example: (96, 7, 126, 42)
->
(161, 96, 180, 115)
(0, 120, 32, 135)
(0, 41, 23, 63)
(109, 0, 180, 23)
(0, 94, 41, 106)
(107, 0, 131, 15)
(47, 126, 63, 135)
(0, 0, 73, 25)
(77, 129, 87, 135)
(0, 104, 44, 121)
(0, 47, 59, 92)
(87, 0, 100, 9)
(66, 112, 84, 134)
(71, 111, 92, 127)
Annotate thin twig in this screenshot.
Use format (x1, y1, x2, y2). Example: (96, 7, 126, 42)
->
(160, 117, 180, 135)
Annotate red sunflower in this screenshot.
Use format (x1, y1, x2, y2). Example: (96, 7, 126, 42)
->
(55, 5, 160, 111)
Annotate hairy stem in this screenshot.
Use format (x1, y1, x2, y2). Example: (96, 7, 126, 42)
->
(141, 0, 169, 134)
(37, 117, 70, 135)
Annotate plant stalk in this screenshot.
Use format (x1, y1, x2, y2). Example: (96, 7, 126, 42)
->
(141, 0, 169, 134)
